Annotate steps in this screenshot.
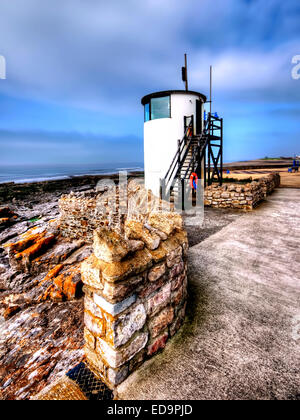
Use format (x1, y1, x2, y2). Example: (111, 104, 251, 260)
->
(161, 114, 223, 207)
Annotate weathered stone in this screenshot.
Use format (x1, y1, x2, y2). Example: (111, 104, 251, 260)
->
(84, 327, 97, 351)
(148, 263, 166, 282)
(166, 246, 183, 268)
(127, 240, 145, 253)
(172, 284, 186, 307)
(93, 229, 129, 263)
(101, 275, 143, 303)
(81, 256, 103, 289)
(147, 331, 169, 356)
(169, 261, 185, 279)
(84, 310, 105, 338)
(125, 220, 161, 250)
(138, 276, 165, 300)
(171, 273, 186, 291)
(97, 332, 148, 368)
(107, 365, 129, 386)
(106, 304, 147, 348)
(94, 293, 137, 316)
(97, 248, 153, 283)
(149, 306, 174, 338)
(147, 283, 171, 316)
(85, 345, 107, 375)
(148, 212, 183, 235)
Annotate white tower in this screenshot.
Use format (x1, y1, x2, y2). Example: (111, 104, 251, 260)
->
(141, 90, 207, 196)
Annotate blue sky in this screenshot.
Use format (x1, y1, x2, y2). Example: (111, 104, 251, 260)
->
(0, 0, 299, 166)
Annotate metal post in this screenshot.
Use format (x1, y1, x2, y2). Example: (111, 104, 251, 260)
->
(220, 118, 223, 186)
(181, 178, 185, 211)
(185, 54, 188, 91)
(210, 65, 212, 116)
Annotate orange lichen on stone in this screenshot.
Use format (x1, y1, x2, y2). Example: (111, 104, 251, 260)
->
(15, 234, 55, 261)
(41, 263, 83, 302)
(0, 217, 9, 225)
(40, 264, 64, 286)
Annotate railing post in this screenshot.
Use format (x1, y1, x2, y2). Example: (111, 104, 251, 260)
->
(181, 178, 185, 211)
(177, 139, 181, 169)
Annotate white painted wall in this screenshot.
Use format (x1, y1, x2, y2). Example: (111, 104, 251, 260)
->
(144, 92, 204, 196)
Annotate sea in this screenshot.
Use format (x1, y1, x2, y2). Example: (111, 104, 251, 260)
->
(0, 162, 144, 184)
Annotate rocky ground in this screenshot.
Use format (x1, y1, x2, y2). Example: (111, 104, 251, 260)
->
(0, 182, 95, 400)
(0, 178, 243, 400)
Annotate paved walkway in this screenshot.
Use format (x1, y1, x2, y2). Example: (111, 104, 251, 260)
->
(117, 189, 300, 400)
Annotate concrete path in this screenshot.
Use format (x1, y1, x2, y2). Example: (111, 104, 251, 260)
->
(117, 189, 300, 400)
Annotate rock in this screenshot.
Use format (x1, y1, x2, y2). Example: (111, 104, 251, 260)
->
(146, 283, 171, 316)
(93, 293, 137, 317)
(147, 331, 169, 356)
(148, 306, 174, 338)
(147, 212, 183, 235)
(83, 248, 153, 284)
(107, 365, 129, 386)
(148, 263, 166, 282)
(105, 303, 147, 347)
(96, 332, 148, 369)
(125, 220, 161, 250)
(93, 229, 129, 263)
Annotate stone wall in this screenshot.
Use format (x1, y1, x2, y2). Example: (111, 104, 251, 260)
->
(59, 180, 171, 243)
(204, 173, 280, 210)
(81, 211, 188, 388)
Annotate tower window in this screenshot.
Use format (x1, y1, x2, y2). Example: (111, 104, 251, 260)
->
(144, 95, 171, 122)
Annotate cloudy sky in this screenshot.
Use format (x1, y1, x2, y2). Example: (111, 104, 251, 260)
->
(0, 0, 299, 166)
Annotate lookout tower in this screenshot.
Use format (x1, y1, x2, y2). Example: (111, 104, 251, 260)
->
(141, 58, 223, 206)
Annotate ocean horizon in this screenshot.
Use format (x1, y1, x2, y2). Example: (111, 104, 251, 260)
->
(0, 162, 144, 184)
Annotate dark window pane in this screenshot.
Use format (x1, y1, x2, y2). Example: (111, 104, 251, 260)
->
(151, 96, 170, 120)
(144, 103, 150, 122)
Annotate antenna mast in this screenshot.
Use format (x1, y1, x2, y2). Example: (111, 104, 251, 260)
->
(210, 65, 212, 116)
(182, 54, 188, 91)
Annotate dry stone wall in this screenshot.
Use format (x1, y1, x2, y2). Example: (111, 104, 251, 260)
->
(59, 180, 172, 243)
(204, 173, 280, 210)
(81, 211, 188, 388)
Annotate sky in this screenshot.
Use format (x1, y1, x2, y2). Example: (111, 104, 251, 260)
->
(0, 0, 299, 166)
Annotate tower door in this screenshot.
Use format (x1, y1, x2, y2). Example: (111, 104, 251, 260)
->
(196, 100, 202, 135)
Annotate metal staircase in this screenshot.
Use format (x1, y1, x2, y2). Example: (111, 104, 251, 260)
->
(160, 113, 223, 209)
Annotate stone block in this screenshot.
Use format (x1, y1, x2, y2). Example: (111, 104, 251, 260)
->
(84, 327, 97, 351)
(125, 220, 160, 250)
(149, 306, 174, 338)
(147, 283, 171, 316)
(94, 293, 137, 317)
(97, 248, 153, 283)
(148, 212, 183, 235)
(169, 261, 185, 280)
(148, 263, 166, 282)
(171, 273, 186, 291)
(172, 284, 185, 307)
(94, 229, 129, 263)
(147, 331, 169, 356)
(81, 255, 103, 289)
(84, 310, 106, 338)
(138, 277, 165, 300)
(107, 365, 129, 386)
(97, 332, 148, 369)
(101, 275, 143, 303)
(106, 303, 147, 348)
